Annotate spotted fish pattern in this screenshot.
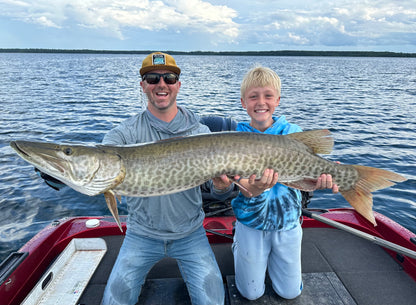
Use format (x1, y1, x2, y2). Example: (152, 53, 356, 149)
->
(10, 130, 407, 228)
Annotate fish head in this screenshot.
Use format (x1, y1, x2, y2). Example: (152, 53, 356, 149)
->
(10, 140, 125, 196)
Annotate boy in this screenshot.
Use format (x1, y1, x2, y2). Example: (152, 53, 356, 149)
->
(231, 66, 338, 300)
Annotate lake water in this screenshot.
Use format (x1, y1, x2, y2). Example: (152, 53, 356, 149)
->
(1, 53, 415, 261)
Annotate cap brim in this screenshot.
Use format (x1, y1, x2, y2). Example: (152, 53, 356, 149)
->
(140, 65, 181, 76)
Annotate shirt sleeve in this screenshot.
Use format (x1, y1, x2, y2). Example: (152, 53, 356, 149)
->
(285, 123, 303, 134)
(207, 179, 235, 200)
(102, 127, 128, 145)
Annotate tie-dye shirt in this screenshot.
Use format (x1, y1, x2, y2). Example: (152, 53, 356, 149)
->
(231, 116, 303, 231)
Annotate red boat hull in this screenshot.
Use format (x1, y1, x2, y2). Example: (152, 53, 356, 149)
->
(1, 208, 415, 305)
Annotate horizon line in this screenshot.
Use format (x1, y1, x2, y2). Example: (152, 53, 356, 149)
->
(1, 48, 415, 57)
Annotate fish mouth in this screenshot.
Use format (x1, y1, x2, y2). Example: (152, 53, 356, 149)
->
(10, 141, 31, 158)
(10, 141, 66, 174)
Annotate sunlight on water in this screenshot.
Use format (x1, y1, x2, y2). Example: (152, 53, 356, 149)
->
(0, 53, 415, 261)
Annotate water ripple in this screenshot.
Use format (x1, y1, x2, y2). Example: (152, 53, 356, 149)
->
(1, 53, 415, 261)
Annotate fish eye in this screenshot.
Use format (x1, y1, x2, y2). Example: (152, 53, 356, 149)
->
(63, 147, 73, 155)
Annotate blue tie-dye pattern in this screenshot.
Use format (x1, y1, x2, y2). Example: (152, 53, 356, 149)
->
(231, 116, 303, 231)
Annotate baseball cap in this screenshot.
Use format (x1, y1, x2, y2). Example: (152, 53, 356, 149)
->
(140, 52, 181, 77)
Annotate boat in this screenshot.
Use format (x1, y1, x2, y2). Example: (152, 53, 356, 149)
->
(1, 204, 416, 305)
(2, 116, 416, 304)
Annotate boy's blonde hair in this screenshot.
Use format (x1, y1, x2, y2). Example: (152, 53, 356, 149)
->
(240, 66, 281, 99)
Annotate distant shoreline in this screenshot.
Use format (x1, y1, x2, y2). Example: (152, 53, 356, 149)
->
(1, 49, 415, 58)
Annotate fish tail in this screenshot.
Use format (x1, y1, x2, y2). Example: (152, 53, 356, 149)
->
(340, 165, 407, 226)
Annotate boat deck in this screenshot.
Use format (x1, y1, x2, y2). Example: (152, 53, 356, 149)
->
(77, 227, 416, 305)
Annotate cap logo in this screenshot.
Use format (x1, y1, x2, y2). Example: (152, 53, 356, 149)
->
(152, 54, 166, 65)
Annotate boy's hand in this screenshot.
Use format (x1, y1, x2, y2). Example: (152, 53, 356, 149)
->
(237, 168, 279, 198)
(235, 171, 339, 197)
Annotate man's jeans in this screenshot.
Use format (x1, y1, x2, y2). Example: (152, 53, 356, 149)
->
(101, 226, 224, 305)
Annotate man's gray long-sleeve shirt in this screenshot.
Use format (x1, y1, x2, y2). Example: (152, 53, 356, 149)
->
(102, 106, 231, 239)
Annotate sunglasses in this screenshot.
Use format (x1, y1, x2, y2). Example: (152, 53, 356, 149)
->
(143, 73, 179, 85)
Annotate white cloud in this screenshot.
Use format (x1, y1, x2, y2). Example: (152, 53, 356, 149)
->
(0, 0, 415, 51)
(0, 0, 239, 41)
(236, 0, 416, 50)
(34, 15, 60, 28)
(0, 0, 29, 7)
(288, 32, 309, 45)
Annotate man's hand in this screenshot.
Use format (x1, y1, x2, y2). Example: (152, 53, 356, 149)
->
(315, 174, 339, 193)
(212, 174, 233, 191)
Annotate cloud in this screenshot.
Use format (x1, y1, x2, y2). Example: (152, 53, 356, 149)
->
(0, 0, 239, 41)
(34, 15, 60, 28)
(0, 0, 415, 51)
(235, 0, 416, 49)
(0, 0, 29, 7)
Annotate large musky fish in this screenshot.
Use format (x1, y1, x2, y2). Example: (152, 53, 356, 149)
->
(10, 130, 406, 230)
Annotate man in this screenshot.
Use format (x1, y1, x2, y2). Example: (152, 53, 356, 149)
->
(101, 52, 232, 305)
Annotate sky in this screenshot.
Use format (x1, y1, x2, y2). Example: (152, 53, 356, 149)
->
(1, 0, 415, 53)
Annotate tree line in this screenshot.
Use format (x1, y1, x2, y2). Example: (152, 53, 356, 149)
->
(1, 48, 415, 58)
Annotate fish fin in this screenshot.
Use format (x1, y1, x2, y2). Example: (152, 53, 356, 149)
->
(341, 188, 376, 226)
(281, 179, 318, 191)
(104, 190, 123, 232)
(103, 162, 126, 193)
(341, 165, 407, 226)
(287, 129, 334, 154)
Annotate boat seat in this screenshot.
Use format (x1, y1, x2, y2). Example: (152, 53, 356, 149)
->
(200, 115, 237, 132)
